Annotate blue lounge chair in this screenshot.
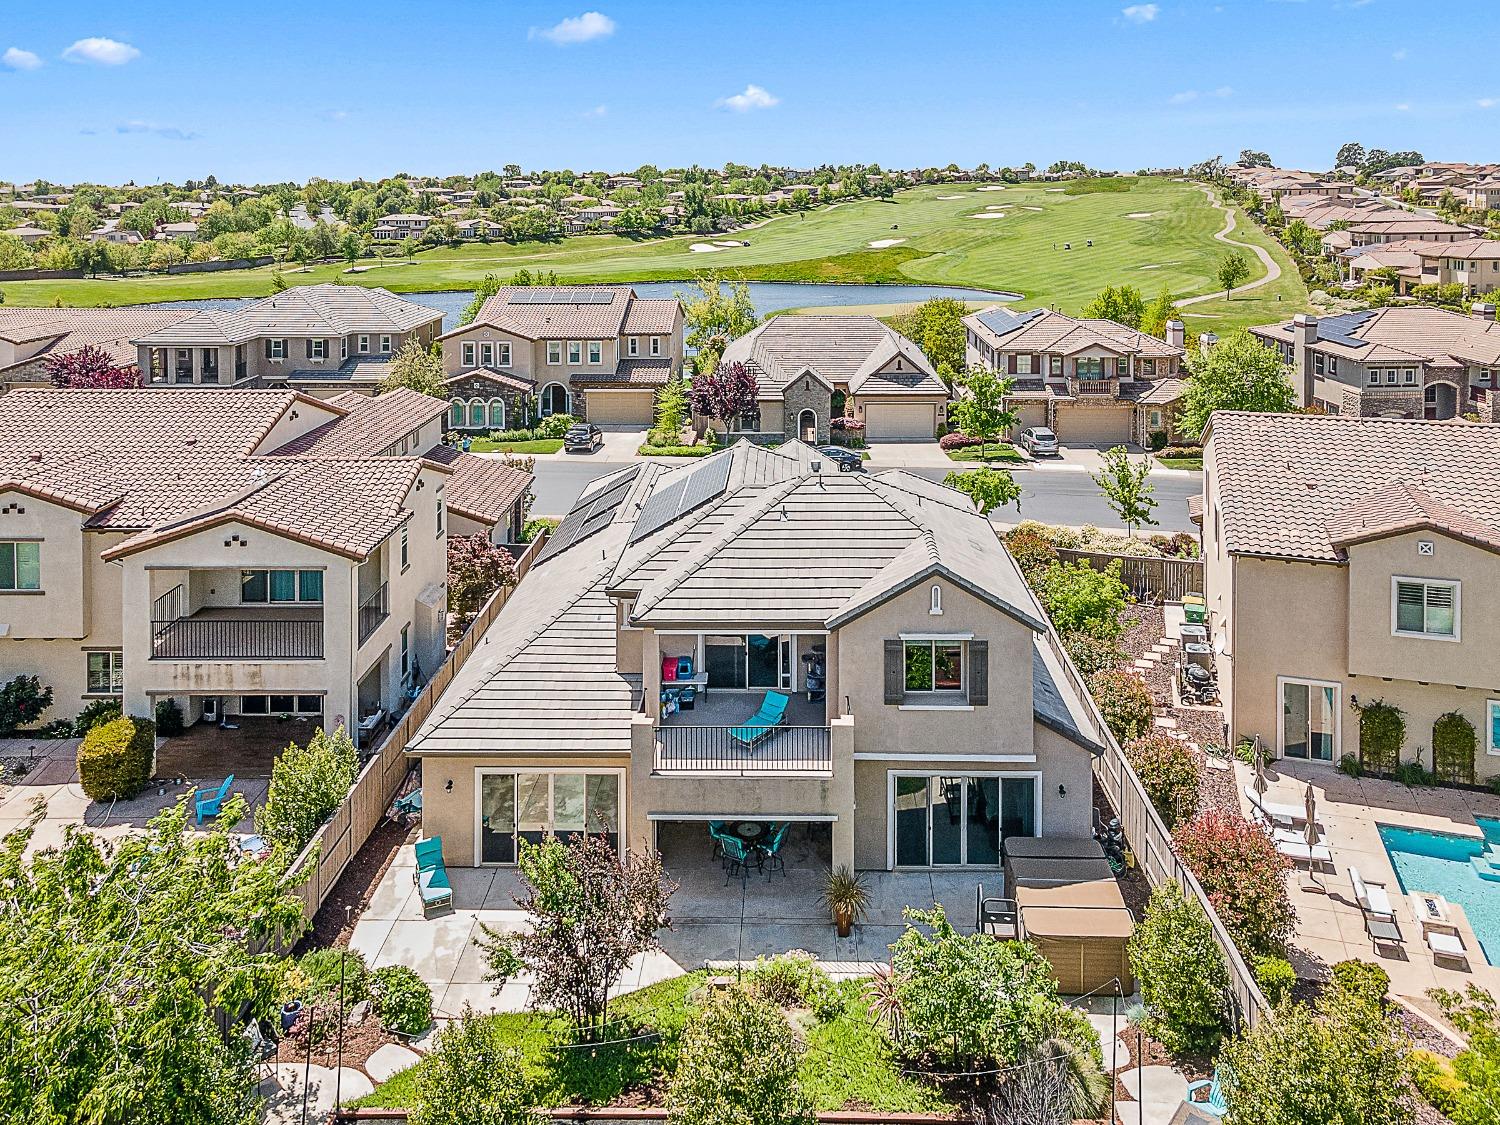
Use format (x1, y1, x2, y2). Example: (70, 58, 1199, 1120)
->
(1184, 1067, 1229, 1117)
(195, 775, 234, 825)
(413, 836, 453, 914)
(759, 822, 790, 879)
(728, 690, 790, 746)
(391, 788, 422, 821)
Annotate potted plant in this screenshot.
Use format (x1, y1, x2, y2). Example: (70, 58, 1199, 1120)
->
(279, 966, 309, 1033)
(820, 866, 870, 938)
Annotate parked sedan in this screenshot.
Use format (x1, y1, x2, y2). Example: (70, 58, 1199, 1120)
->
(817, 446, 866, 472)
(1019, 426, 1060, 457)
(563, 423, 604, 453)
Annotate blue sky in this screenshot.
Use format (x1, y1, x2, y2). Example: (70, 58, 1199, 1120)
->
(0, 0, 1491, 185)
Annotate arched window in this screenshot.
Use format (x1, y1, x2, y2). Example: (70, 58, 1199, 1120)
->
(488, 398, 506, 428)
(929, 584, 943, 616)
(449, 399, 465, 429)
(468, 398, 486, 428)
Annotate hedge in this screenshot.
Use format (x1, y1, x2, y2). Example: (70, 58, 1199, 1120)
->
(77, 716, 155, 801)
(1355, 699, 1404, 774)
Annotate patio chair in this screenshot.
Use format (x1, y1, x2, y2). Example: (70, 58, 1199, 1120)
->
(413, 836, 453, 914)
(1275, 837, 1333, 867)
(728, 690, 790, 747)
(975, 884, 1018, 940)
(1349, 867, 1395, 920)
(1244, 786, 1317, 828)
(759, 822, 790, 879)
(709, 821, 731, 861)
(1184, 1066, 1229, 1117)
(1425, 925, 1470, 970)
(391, 788, 423, 822)
(194, 775, 234, 825)
(721, 833, 762, 885)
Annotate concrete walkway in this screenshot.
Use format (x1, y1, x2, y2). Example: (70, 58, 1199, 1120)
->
(1175, 186, 1282, 307)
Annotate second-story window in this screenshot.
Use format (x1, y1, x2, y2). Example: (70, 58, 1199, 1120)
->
(548, 341, 562, 365)
(1394, 578, 1458, 639)
(480, 342, 494, 367)
(0, 541, 40, 591)
(1049, 355, 1063, 377)
(400, 525, 409, 571)
(568, 341, 582, 365)
(498, 342, 511, 366)
(358, 335, 371, 354)
(380, 335, 393, 354)
(650, 336, 661, 356)
(309, 339, 327, 360)
(1015, 354, 1032, 375)
(462, 342, 476, 367)
(905, 640, 964, 693)
(267, 339, 287, 361)
(241, 569, 323, 604)
(400, 624, 411, 678)
(588, 341, 602, 365)
(627, 336, 639, 356)
(437, 493, 445, 536)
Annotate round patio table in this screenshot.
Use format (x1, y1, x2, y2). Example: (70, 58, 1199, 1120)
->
(728, 821, 768, 841)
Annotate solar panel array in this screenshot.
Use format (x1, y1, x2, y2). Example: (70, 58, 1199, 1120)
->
(1313, 310, 1378, 349)
(627, 455, 732, 544)
(975, 307, 1043, 338)
(538, 466, 642, 562)
(507, 289, 616, 305)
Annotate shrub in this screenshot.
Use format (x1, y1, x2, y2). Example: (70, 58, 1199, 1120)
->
(413, 1007, 543, 1125)
(298, 947, 371, 1005)
(1394, 760, 1436, 787)
(254, 725, 358, 852)
(1124, 734, 1200, 828)
(1062, 631, 1126, 676)
(1338, 754, 1362, 778)
(1408, 1049, 1465, 1117)
(485, 427, 540, 443)
(76, 716, 154, 801)
(745, 950, 841, 1020)
(1004, 526, 1059, 585)
(1173, 811, 1295, 958)
(1355, 698, 1405, 774)
(1148, 531, 1200, 559)
(1253, 955, 1298, 1007)
(668, 987, 814, 1125)
(1433, 710, 1477, 785)
(1157, 444, 1203, 460)
(448, 533, 519, 631)
(372, 965, 433, 1035)
(73, 697, 123, 737)
(153, 697, 185, 737)
(1330, 959, 1390, 1008)
(938, 431, 984, 450)
(1088, 668, 1155, 743)
(1148, 430, 1169, 452)
(521, 517, 559, 543)
(1036, 559, 1128, 639)
(33, 719, 74, 739)
(0, 674, 53, 734)
(536, 413, 578, 439)
(1128, 881, 1228, 1054)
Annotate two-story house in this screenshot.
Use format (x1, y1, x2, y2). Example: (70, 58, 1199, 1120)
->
(132, 284, 444, 399)
(1199, 412, 1500, 780)
(1249, 304, 1500, 420)
(410, 440, 1107, 871)
(716, 315, 951, 443)
(439, 286, 684, 429)
(0, 387, 530, 750)
(962, 307, 1188, 446)
(370, 214, 434, 241)
(0, 306, 195, 388)
(1341, 238, 1500, 297)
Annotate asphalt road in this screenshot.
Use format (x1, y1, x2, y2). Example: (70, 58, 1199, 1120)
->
(527, 458, 1201, 532)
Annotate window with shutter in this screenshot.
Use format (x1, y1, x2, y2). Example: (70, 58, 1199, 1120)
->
(968, 641, 988, 706)
(884, 640, 905, 705)
(1394, 578, 1458, 638)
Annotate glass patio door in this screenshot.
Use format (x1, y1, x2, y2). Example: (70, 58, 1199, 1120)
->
(1281, 679, 1336, 762)
(893, 774, 1032, 867)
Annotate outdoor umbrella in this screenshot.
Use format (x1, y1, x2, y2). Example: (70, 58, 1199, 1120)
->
(1304, 782, 1320, 847)
(1253, 741, 1268, 796)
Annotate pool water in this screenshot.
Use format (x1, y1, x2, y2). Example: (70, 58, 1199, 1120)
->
(1378, 817, 1500, 963)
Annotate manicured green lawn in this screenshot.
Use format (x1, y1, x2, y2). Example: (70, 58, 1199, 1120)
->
(946, 445, 1026, 464)
(637, 443, 716, 457)
(1156, 454, 1203, 471)
(467, 438, 563, 454)
(0, 182, 1308, 329)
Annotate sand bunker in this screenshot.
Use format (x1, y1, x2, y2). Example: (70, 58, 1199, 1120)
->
(1045, 188, 1066, 193)
(689, 243, 727, 252)
(1126, 212, 1155, 219)
(1140, 264, 1161, 270)
(868, 238, 906, 248)
(977, 185, 1007, 191)
(1024, 206, 1043, 212)
(970, 212, 1007, 219)
(936, 194, 966, 200)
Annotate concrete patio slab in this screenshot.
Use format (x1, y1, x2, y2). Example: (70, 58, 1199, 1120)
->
(365, 1043, 423, 1083)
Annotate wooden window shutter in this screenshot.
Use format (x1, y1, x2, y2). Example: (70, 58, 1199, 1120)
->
(969, 640, 989, 706)
(1007, 354, 1018, 375)
(264, 339, 273, 359)
(883, 640, 905, 705)
(305, 339, 313, 358)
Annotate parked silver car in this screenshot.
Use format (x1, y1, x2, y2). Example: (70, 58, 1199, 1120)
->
(1020, 426, 1060, 457)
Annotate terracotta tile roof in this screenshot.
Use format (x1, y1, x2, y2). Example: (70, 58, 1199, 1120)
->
(448, 286, 639, 341)
(1206, 412, 1500, 562)
(0, 307, 196, 378)
(443, 368, 537, 394)
(1119, 377, 1187, 405)
(572, 359, 673, 387)
(424, 447, 532, 523)
(620, 299, 679, 335)
(131, 284, 441, 346)
(963, 307, 1183, 360)
(270, 387, 449, 457)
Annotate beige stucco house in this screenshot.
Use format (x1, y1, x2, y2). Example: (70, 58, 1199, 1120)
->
(439, 286, 684, 429)
(1340, 238, 1500, 297)
(962, 307, 1188, 446)
(0, 387, 529, 749)
(1200, 412, 1500, 781)
(0, 306, 196, 388)
(410, 440, 1106, 871)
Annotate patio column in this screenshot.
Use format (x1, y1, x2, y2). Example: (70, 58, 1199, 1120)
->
(627, 715, 656, 858)
(642, 628, 661, 719)
(830, 716, 855, 870)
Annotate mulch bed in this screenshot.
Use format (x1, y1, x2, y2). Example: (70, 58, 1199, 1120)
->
(273, 1010, 398, 1069)
(295, 814, 416, 955)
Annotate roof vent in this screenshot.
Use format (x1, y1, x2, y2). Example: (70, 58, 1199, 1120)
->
(27, 451, 41, 462)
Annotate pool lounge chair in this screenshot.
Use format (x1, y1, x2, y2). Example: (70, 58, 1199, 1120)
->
(413, 836, 453, 914)
(1244, 786, 1319, 829)
(1275, 837, 1333, 866)
(1425, 925, 1470, 970)
(728, 690, 790, 747)
(1349, 868, 1395, 920)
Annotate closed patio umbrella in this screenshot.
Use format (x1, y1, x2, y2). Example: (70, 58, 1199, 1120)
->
(1304, 782, 1320, 847)
(1253, 741, 1268, 797)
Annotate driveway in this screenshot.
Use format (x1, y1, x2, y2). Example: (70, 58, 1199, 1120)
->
(863, 440, 953, 469)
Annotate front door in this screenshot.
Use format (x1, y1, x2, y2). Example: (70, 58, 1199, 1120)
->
(1280, 678, 1338, 762)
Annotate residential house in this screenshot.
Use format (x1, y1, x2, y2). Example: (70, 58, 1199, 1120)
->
(1199, 412, 1500, 780)
(0, 387, 530, 746)
(717, 315, 950, 443)
(410, 440, 1105, 870)
(962, 307, 1188, 445)
(454, 218, 504, 240)
(156, 221, 200, 242)
(1341, 238, 1500, 296)
(1327, 217, 1477, 252)
(89, 222, 144, 246)
(4, 225, 49, 245)
(132, 284, 443, 398)
(563, 201, 623, 233)
(0, 306, 197, 388)
(370, 214, 433, 241)
(1249, 304, 1500, 420)
(439, 285, 683, 428)
(1464, 179, 1500, 212)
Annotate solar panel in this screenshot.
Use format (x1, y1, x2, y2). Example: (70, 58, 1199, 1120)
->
(507, 289, 616, 305)
(538, 465, 641, 563)
(976, 307, 1043, 338)
(1314, 310, 1378, 349)
(628, 455, 732, 545)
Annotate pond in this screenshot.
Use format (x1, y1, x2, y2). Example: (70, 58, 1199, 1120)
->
(144, 280, 1020, 333)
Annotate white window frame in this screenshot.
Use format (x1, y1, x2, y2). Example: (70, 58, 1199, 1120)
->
(400, 624, 411, 679)
(901, 637, 967, 695)
(1276, 675, 1341, 763)
(885, 770, 1041, 870)
(568, 341, 582, 365)
(650, 336, 662, 356)
(1487, 700, 1500, 757)
(588, 340, 602, 365)
(479, 341, 494, 367)
(1015, 353, 1033, 375)
(358, 334, 371, 354)
(627, 336, 639, 357)
(268, 338, 286, 360)
(85, 650, 124, 696)
(310, 338, 327, 360)
(1402, 369, 1416, 385)
(400, 525, 409, 572)
(380, 335, 393, 354)
(472, 766, 626, 867)
(548, 341, 562, 365)
(1392, 576, 1461, 641)
(340, 337, 348, 361)
(462, 341, 476, 367)
(498, 342, 512, 367)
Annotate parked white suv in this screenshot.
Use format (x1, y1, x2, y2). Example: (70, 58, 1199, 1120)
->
(1020, 426, 1060, 457)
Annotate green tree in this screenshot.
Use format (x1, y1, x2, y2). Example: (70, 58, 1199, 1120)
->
(1430, 985, 1500, 1125)
(1178, 329, 1295, 439)
(1090, 445, 1158, 534)
(650, 376, 690, 445)
(412, 1008, 544, 1125)
(948, 367, 1018, 458)
(1336, 142, 1367, 169)
(379, 338, 446, 397)
(890, 296, 969, 375)
(1216, 250, 1252, 296)
(0, 798, 306, 1124)
(1082, 284, 1147, 329)
(0, 232, 34, 271)
(942, 467, 1021, 517)
(447, 533, 519, 631)
(1034, 559, 1128, 639)
(1128, 881, 1229, 1054)
(1139, 286, 1177, 339)
(668, 987, 814, 1125)
(255, 725, 358, 852)
(681, 273, 758, 374)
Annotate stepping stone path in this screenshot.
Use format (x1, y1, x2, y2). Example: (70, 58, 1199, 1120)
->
(262, 1063, 338, 1125)
(334, 1067, 375, 1103)
(1115, 1063, 1192, 1124)
(1084, 1012, 1132, 1072)
(1153, 715, 1178, 729)
(365, 1042, 423, 1083)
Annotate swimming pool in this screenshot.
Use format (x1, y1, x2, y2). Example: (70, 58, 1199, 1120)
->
(1378, 817, 1500, 963)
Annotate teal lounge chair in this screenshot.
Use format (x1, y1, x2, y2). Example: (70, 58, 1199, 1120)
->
(1185, 1067, 1229, 1117)
(195, 775, 234, 825)
(728, 691, 790, 746)
(413, 836, 453, 914)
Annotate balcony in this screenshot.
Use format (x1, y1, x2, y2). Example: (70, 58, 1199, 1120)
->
(358, 582, 389, 646)
(655, 691, 831, 775)
(151, 607, 323, 660)
(1075, 379, 1115, 396)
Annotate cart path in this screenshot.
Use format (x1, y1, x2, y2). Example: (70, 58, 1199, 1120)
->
(1174, 186, 1283, 307)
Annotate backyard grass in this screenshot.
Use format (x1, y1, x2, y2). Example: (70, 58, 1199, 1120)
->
(946, 445, 1027, 464)
(1156, 454, 1204, 471)
(0, 181, 1308, 329)
(467, 438, 562, 454)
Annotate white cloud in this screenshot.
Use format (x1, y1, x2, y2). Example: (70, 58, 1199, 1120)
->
(717, 84, 779, 112)
(1168, 90, 1199, 104)
(62, 37, 140, 65)
(1392, 47, 1408, 60)
(1478, 98, 1497, 109)
(1168, 86, 1232, 105)
(115, 120, 198, 141)
(1121, 4, 1159, 23)
(2, 47, 42, 71)
(1394, 102, 1410, 112)
(529, 12, 615, 44)
(582, 104, 608, 118)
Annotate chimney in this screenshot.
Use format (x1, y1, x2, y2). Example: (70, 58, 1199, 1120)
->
(1165, 319, 1185, 351)
(1198, 332, 1218, 360)
(1292, 313, 1319, 407)
(1472, 301, 1497, 323)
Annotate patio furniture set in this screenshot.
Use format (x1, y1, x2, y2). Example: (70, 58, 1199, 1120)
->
(709, 820, 791, 884)
(1348, 868, 1471, 967)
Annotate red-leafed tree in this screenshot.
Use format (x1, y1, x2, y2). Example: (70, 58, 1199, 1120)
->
(687, 360, 759, 431)
(1173, 810, 1295, 958)
(45, 345, 142, 389)
(446, 534, 518, 632)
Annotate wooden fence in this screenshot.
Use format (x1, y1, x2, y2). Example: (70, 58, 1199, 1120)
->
(1055, 547, 1203, 604)
(284, 534, 546, 921)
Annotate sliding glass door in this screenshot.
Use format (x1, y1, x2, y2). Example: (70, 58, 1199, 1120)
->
(478, 770, 622, 865)
(1280, 678, 1337, 762)
(891, 773, 1036, 867)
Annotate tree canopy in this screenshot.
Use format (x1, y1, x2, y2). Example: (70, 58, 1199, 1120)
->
(45, 344, 142, 389)
(1082, 284, 1146, 329)
(1216, 251, 1252, 295)
(379, 339, 446, 397)
(1178, 329, 1295, 439)
(688, 361, 759, 429)
(1089, 445, 1158, 535)
(681, 273, 758, 374)
(948, 368, 1018, 457)
(942, 467, 1021, 517)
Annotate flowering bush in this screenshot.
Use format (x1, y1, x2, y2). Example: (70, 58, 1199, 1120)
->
(447, 534, 518, 631)
(1173, 810, 1295, 958)
(1087, 668, 1155, 742)
(1124, 733, 1200, 829)
(1004, 526, 1059, 586)
(1062, 632, 1126, 677)
(938, 431, 984, 450)
(829, 417, 864, 432)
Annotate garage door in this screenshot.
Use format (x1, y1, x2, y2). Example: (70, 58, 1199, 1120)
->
(865, 402, 938, 442)
(1009, 402, 1048, 437)
(1054, 404, 1133, 446)
(585, 390, 656, 427)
